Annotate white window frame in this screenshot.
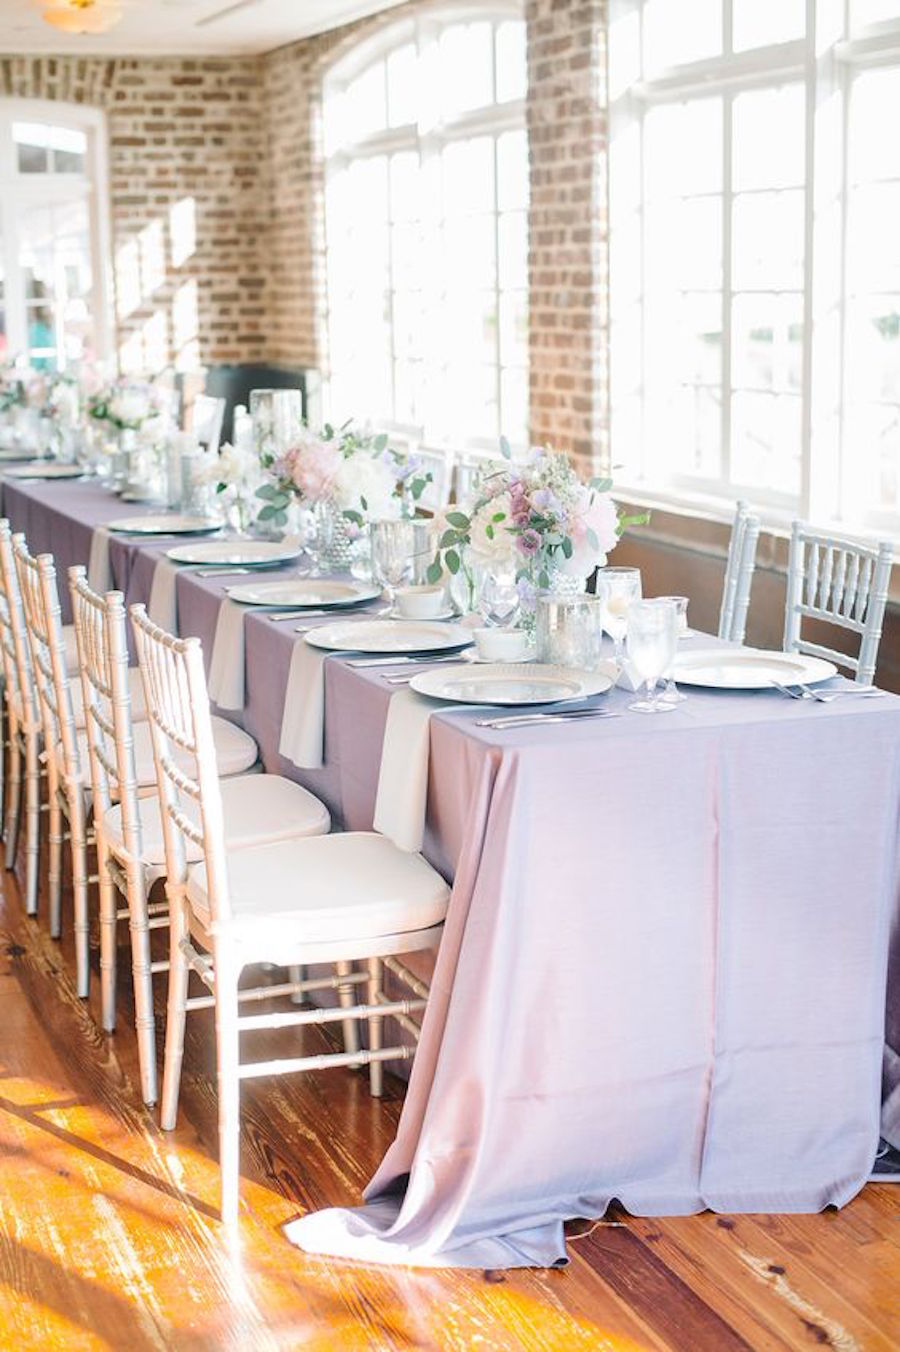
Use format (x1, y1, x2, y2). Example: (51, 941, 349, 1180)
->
(0, 98, 113, 369)
(321, 0, 527, 452)
(608, 0, 900, 540)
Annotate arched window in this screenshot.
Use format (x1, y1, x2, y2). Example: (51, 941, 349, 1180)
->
(0, 100, 111, 371)
(322, 7, 528, 449)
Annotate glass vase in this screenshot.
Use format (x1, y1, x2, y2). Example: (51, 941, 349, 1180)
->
(316, 499, 353, 573)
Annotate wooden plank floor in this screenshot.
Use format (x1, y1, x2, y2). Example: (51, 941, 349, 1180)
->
(1, 853, 899, 1350)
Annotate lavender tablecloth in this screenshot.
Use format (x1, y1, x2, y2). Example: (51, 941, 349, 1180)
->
(7, 473, 900, 1269)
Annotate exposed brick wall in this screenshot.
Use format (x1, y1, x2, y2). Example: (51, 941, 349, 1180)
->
(0, 53, 269, 370)
(525, 0, 607, 469)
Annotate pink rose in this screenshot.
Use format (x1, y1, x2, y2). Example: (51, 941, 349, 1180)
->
(289, 438, 341, 502)
(559, 489, 619, 577)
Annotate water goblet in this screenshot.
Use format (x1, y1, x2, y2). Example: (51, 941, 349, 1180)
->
(595, 567, 642, 669)
(479, 567, 520, 629)
(627, 598, 680, 714)
(371, 518, 416, 614)
(657, 596, 689, 703)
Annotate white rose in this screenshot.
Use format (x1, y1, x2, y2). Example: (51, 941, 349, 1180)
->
(332, 453, 399, 521)
(466, 492, 519, 568)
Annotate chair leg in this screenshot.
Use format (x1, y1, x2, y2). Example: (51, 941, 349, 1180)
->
(367, 957, 384, 1099)
(336, 959, 360, 1058)
(23, 734, 41, 917)
(128, 865, 158, 1107)
(4, 730, 21, 869)
(0, 699, 6, 837)
(48, 795, 64, 940)
(97, 841, 118, 1032)
(70, 798, 91, 999)
(214, 948, 242, 1228)
(160, 898, 190, 1128)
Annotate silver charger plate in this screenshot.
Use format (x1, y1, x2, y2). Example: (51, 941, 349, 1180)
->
(166, 539, 302, 566)
(107, 514, 220, 536)
(672, 647, 838, 690)
(4, 462, 87, 480)
(410, 662, 613, 705)
(227, 578, 380, 608)
(305, 619, 473, 654)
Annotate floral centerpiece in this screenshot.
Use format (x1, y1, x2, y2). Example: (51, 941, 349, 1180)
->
(0, 365, 25, 415)
(428, 438, 645, 616)
(192, 441, 261, 533)
(88, 379, 165, 432)
(255, 422, 431, 536)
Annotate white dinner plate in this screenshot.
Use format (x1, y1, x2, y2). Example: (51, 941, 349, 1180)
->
(107, 514, 220, 536)
(227, 578, 380, 608)
(305, 619, 474, 655)
(0, 447, 40, 462)
(672, 647, 838, 690)
(166, 539, 302, 567)
(4, 462, 86, 480)
(410, 662, 613, 705)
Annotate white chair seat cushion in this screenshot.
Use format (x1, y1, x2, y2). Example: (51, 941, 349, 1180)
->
(186, 833, 450, 941)
(103, 772, 330, 866)
(70, 667, 147, 729)
(78, 714, 258, 788)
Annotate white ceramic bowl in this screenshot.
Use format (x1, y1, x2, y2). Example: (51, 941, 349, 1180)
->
(474, 627, 531, 662)
(395, 584, 447, 619)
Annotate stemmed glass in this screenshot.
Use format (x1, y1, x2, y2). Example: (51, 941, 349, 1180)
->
(371, 519, 416, 615)
(627, 598, 680, 714)
(295, 506, 320, 577)
(657, 595, 689, 703)
(595, 567, 642, 669)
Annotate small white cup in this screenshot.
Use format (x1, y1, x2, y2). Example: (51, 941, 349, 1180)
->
(395, 584, 447, 619)
(474, 627, 531, 662)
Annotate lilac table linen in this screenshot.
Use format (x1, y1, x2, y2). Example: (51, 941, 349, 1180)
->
(8, 474, 900, 1270)
(286, 698, 900, 1266)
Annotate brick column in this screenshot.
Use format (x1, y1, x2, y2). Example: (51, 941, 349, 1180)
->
(526, 0, 608, 471)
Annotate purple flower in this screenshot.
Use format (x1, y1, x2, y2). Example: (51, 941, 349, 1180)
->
(517, 528, 542, 557)
(531, 487, 563, 518)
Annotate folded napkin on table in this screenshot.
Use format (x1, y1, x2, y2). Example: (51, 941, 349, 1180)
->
(148, 557, 180, 633)
(615, 659, 644, 692)
(88, 525, 113, 593)
(279, 639, 330, 770)
(374, 685, 469, 852)
(207, 597, 247, 711)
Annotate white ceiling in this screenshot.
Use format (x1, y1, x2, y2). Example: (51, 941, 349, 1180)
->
(0, 0, 409, 57)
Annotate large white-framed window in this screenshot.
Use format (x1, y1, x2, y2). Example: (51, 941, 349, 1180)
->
(322, 3, 528, 450)
(0, 99, 112, 371)
(609, 0, 900, 536)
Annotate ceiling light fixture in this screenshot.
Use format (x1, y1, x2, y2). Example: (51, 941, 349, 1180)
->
(41, 0, 124, 35)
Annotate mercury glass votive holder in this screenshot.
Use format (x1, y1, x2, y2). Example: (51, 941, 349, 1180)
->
(535, 593, 604, 669)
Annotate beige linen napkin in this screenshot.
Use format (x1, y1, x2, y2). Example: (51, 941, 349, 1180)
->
(148, 557, 180, 633)
(207, 597, 247, 711)
(373, 686, 472, 852)
(88, 525, 113, 593)
(279, 639, 329, 770)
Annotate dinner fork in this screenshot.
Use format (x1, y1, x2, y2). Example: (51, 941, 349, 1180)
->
(796, 682, 885, 703)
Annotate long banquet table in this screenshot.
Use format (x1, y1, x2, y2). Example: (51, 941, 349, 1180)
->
(6, 472, 900, 1269)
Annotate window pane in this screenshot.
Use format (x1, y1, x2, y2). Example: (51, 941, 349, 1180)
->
(732, 294, 804, 393)
(846, 184, 900, 294)
(733, 86, 805, 191)
(387, 43, 419, 127)
(17, 142, 48, 174)
(643, 0, 722, 74)
(445, 214, 495, 290)
(441, 22, 494, 119)
(731, 391, 802, 495)
(849, 68, 900, 183)
(644, 99, 722, 200)
(443, 137, 495, 216)
(733, 0, 805, 51)
(14, 121, 86, 176)
(646, 196, 721, 292)
(501, 365, 528, 445)
(496, 20, 527, 103)
(499, 290, 528, 367)
(389, 152, 423, 223)
(852, 0, 900, 26)
(344, 61, 387, 144)
(498, 210, 528, 289)
(732, 190, 804, 291)
(497, 129, 529, 211)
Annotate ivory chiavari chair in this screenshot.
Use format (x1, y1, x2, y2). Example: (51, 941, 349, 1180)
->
(14, 537, 93, 993)
(784, 522, 893, 685)
(131, 604, 450, 1224)
(70, 567, 332, 1106)
(0, 523, 45, 917)
(718, 500, 761, 645)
